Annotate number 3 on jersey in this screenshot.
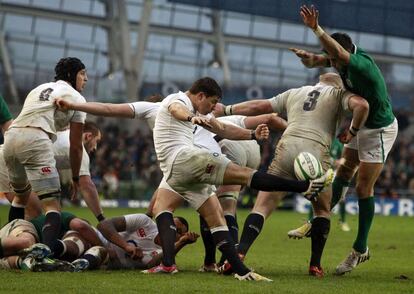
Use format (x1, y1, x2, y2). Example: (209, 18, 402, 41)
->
(303, 90, 320, 111)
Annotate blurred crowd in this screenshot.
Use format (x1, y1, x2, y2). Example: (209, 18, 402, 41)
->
(89, 109, 413, 200)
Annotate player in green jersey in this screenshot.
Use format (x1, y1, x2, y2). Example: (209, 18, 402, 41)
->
(291, 5, 398, 275)
(0, 95, 13, 135)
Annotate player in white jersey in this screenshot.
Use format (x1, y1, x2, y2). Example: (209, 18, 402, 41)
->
(197, 114, 288, 272)
(55, 87, 330, 281)
(2, 57, 87, 257)
(53, 121, 104, 221)
(147, 77, 333, 281)
(70, 213, 199, 271)
(1, 122, 104, 224)
(215, 73, 369, 277)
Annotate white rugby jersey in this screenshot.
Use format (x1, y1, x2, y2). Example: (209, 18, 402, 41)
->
(153, 91, 196, 174)
(107, 214, 162, 269)
(193, 113, 222, 154)
(53, 129, 90, 177)
(128, 101, 161, 130)
(10, 80, 86, 141)
(217, 115, 247, 128)
(269, 83, 352, 147)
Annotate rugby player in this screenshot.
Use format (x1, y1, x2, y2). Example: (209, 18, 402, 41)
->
(2, 57, 87, 257)
(291, 5, 398, 274)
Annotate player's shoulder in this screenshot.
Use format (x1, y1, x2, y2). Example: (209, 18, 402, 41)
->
(163, 91, 190, 106)
(350, 46, 374, 66)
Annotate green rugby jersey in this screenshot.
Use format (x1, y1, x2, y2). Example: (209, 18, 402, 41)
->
(30, 211, 76, 242)
(330, 137, 343, 161)
(0, 95, 12, 124)
(339, 47, 395, 129)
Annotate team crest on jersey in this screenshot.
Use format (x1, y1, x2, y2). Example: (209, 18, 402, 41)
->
(205, 164, 215, 174)
(41, 167, 52, 174)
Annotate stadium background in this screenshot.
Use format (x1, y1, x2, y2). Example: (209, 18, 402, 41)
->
(0, 0, 414, 216)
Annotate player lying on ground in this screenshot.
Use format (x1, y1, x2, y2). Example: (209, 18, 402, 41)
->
(0, 211, 102, 271)
(70, 213, 198, 271)
(215, 73, 368, 277)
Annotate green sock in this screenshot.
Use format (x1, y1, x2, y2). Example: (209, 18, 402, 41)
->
(308, 207, 314, 222)
(353, 197, 375, 253)
(331, 177, 350, 210)
(339, 201, 346, 223)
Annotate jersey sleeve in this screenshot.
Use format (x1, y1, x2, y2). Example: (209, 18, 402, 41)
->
(57, 86, 87, 124)
(79, 146, 90, 176)
(0, 95, 12, 124)
(166, 94, 191, 111)
(124, 214, 153, 232)
(268, 90, 290, 113)
(339, 89, 355, 112)
(349, 53, 373, 77)
(129, 101, 158, 120)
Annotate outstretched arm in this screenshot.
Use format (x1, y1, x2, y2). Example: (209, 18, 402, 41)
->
(289, 48, 329, 68)
(56, 99, 134, 118)
(209, 118, 269, 141)
(300, 5, 350, 66)
(243, 113, 287, 131)
(214, 100, 274, 117)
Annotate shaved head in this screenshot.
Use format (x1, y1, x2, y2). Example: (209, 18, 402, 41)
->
(319, 72, 344, 89)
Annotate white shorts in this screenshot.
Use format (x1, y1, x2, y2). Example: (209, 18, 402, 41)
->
(3, 128, 60, 195)
(219, 139, 261, 169)
(345, 118, 398, 163)
(0, 219, 39, 241)
(160, 147, 230, 209)
(268, 136, 331, 179)
(0, 146, 11, 193)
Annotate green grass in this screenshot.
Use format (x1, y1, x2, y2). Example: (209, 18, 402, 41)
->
(0, 206, 413, 293)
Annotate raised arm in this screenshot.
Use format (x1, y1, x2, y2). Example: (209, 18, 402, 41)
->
(300, 5, 350, 66)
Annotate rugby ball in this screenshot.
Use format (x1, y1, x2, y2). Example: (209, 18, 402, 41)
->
(294, 152, 323, 181)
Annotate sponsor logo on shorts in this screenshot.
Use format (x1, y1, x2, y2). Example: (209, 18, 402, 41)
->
(205, 164, 215, 174)
(41, 167, 52, 174)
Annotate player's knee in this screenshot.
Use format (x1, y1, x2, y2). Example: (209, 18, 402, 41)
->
(355, 183, 373, 197)
(337, 160, 358, 178)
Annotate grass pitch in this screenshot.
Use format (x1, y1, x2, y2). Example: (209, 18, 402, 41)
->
(0, 206, 413, 293)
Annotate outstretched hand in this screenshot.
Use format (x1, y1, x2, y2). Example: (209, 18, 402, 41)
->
(300, 5, 319, 30)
